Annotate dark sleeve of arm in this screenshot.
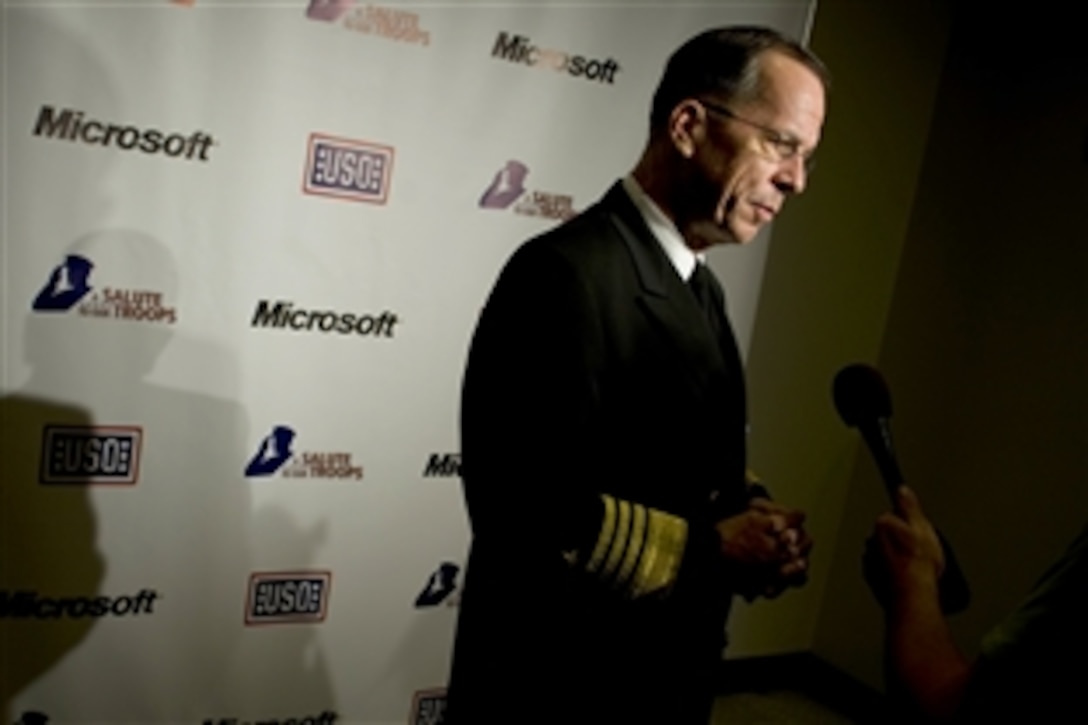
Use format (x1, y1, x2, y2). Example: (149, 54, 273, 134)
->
(744, 469, 772, 502)
(461, 242, 688, 599)
(958, 525, 1088, 721)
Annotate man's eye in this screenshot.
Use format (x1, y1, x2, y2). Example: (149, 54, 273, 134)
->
(776, 139, 800, 159)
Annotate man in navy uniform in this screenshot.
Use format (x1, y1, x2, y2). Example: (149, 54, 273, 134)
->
(447, 26, 829, 723)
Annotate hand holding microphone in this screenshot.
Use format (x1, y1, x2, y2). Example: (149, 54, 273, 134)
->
(869, 485, 948, 608)
(832, 364, 970, 614)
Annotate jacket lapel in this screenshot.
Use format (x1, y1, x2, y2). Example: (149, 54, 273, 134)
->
(598, 183, 731, 387)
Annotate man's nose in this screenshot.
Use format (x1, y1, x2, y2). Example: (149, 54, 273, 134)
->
(774, 155, 809, 195)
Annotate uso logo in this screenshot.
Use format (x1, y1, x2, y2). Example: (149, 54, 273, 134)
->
(302, 133, 394, 204)
(409, 689, 447, 725)
(245, 571, 332, 625)
(40, 425, 142, 485)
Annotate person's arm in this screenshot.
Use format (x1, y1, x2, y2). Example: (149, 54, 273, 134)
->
(462, 241, 797, 601)
(869, 486, 972, 721)
(461, 241, 694, 600)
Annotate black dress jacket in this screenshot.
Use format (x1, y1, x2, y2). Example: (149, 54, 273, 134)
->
(446, 182, 753, 724)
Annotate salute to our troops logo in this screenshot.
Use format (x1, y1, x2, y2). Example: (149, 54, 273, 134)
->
(414, 562, 460, 608)
(480, 160, 577, 221)
(31, 253, 177, 324)
(306, 0, 431, 47)
(244, 425, 363, 481)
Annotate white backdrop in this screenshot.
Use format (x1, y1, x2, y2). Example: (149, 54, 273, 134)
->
(1, 1, 815, 723)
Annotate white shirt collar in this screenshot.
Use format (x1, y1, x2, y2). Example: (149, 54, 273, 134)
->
(621, 174, 703, 282)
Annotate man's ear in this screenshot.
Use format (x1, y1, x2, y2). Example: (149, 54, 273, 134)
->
(669, 99, 706, 159)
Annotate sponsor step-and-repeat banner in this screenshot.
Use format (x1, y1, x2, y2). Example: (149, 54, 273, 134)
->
(0, 1, 814, 723)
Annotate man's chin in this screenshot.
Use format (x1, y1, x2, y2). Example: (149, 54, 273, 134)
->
(722, 219, 763, 245)
(686, 220, 748, 248)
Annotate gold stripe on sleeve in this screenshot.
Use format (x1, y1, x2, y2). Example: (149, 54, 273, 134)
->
(627, 507, 688, 599)
(585, 494, 617, 575)
(601, 498, 632, 579)
(614, 502, 648, 589)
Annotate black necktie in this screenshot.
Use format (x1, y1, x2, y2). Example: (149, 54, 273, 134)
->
(688, 262, 716, 323)
(689, 261, 748, 437)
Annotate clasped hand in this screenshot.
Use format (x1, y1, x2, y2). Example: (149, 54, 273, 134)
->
(715, 497, 812, 601)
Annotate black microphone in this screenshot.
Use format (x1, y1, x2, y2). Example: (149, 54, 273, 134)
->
(832, 364, 904, 501)
(832, 363, 970, 614)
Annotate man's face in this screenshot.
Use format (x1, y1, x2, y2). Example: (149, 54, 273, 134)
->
(676, 51, 826, 248)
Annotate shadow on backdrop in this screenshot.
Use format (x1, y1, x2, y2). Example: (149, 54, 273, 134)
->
(7, 229, 253, 722)
(225, 506, 336, 717)
(0, 396, 101, 724)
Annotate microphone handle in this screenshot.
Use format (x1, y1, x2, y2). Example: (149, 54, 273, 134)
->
(858, 420, 904, 498)
(859, 421, 971, 614)
(935, 529, 971, 614)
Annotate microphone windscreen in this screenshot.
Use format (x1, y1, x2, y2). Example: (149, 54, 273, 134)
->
(832, 363, 893, 427)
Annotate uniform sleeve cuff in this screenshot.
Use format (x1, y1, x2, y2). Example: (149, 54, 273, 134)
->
(745, 468, 772, 501)
(565, 493, 688, 599)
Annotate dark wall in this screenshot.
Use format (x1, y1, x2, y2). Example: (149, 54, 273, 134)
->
(811, 0, 1088, 686)
(730, 0, 953, 658)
